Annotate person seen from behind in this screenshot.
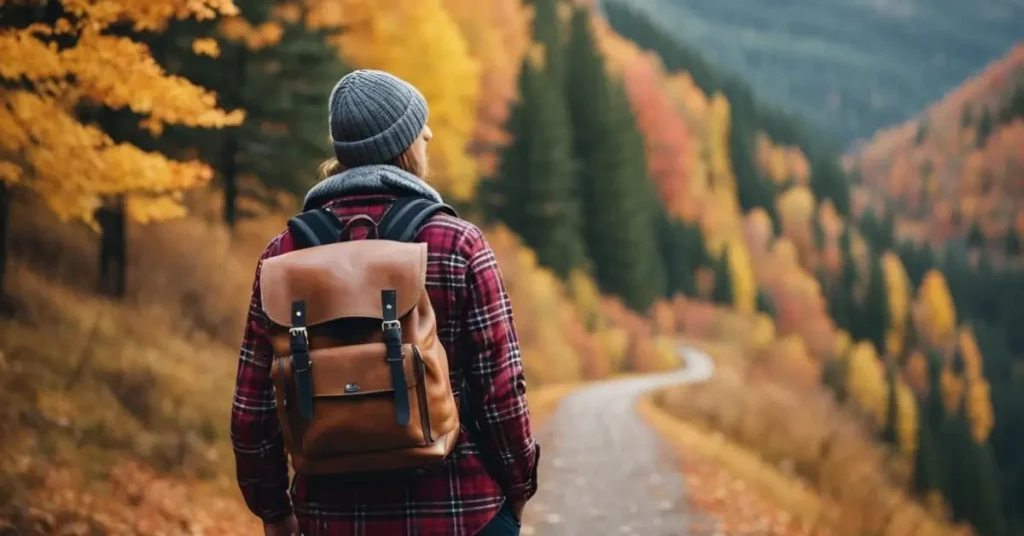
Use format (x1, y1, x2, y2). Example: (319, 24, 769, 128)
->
(230, 69, 539, 536)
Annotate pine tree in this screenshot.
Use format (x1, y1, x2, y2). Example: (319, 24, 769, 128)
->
(882, 368, 900, 446)
(913, 393, 944, 495)
(976, 108, 994, 148)
(755, 289, 776, 318)
(828, 279, 853, 332)
(968, 220, 985, 249)
(163, 2, 347, 228)
(565, 6, 665, 310)
(862, 255, 890, 354)
(731, 116, 777, 219)
(484, 59, 585, 278)
(656, 209, 696, 297)
(525, 0, 565, 87)
(809, 152, 852, 217)
(998, 85, 1024, 125)
(711, 248, 735, 305)
(1004, 226, 1020, 257)
(961, 103, 975, 128)
(944, 406, 1008, 536)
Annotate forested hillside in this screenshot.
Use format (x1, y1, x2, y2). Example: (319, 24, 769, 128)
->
(847, 45, 1024, 260)
(602, 7, 1024, 534)
(1, 0, 1021, 535)
(607, 0, 1024, 144)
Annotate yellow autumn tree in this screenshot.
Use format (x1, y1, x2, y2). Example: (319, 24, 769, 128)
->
(0, 0, 244, 224)
(775, 185, 816, 263)
(957, 328, 995, 443)
(881, 252, 912, 357)
(707, 92, 735, 192)
(310, 0, 481, 201)
(440, 0, 530, 177)
(904, 351, 930, 394)
(913, 269, 958, 348)
(725, 239, 756, 314)
(846, 341, 888, 425)
(894, 378, 919, 456)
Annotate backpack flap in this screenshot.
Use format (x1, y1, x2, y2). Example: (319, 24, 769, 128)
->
(260, 240, 427, 326)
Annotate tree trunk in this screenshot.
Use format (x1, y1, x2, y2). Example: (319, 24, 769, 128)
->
(96, 195, 127, 298)
(0, 181, 11, 315)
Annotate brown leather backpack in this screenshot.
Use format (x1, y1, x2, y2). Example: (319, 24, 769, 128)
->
(262, 197, 461, 475)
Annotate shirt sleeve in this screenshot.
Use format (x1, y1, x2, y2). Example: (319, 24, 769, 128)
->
(457, 227, 540, 503)
(230, 245, 293, 524)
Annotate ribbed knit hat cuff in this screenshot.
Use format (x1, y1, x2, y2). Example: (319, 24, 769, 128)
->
(331, 89, 428, 167)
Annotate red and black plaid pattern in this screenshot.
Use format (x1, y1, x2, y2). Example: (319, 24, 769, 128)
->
(231, 195, 539, 535)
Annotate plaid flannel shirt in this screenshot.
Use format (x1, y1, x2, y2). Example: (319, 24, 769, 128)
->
(230, 195, 539, 535)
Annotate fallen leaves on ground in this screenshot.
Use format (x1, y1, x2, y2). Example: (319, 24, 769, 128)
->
(637, 391, 835, 536)
(4, 459, 259, 535)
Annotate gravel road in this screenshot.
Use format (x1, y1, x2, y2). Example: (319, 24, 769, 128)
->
(520, 347, 716, 536)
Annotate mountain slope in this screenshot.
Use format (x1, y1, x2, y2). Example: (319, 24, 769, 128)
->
(846, 44, 1024, 257)
(604, 0, 1024, 144)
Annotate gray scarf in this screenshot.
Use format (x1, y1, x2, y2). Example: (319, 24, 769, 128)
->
(302, 165, 443, 211)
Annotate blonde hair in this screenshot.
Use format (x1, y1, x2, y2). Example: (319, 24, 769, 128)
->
(317, 145, 425, 180)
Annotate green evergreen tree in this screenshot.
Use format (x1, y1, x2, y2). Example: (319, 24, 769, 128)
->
(976, 108, 994, 148)
(565, 6, 664, 310)
(879, 207, 896, 251)
(998, 85, 1024, 125)
(484, 59, 585, 278)
(164, 2, 347, 228)
(656, 209, 698, 297)
(861, 255, 890, 353)
(809, 152, 852, 217)
(711, 248, 734, 305)
(913, 393, 944, 494)
(961, 103, 975, 128)
(968, 220, 985, 249)
(924, 350, 953, 497)
(827, 278, 853, 332)
(524, 0, 565, 87)
(1004, 226, 1021, 257)
(882, 367, 900, 447)
(943, 403, 1008, 536)
(755, 289, 776, 318)
(833, 231, 862, 335)
(859, 207, 882, 246)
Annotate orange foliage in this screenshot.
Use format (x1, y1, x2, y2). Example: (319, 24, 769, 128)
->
(620, 52, 694, 220)
(847, 44, 1024, 246)
(756, 133, 811, 187)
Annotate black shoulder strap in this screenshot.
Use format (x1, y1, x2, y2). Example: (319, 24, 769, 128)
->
(287, 197, 457, 249)
(377, 196, 458, 243)
(287, 208, 343, 249)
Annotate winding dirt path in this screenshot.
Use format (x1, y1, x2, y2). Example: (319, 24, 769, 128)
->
(521, 347, 717, 536)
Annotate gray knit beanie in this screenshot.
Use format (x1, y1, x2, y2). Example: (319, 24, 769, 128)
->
(328, 69, 429, 167)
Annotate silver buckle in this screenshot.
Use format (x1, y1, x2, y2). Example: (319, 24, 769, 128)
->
(289, 326, 308, 338)
(381, 320, 401, 331)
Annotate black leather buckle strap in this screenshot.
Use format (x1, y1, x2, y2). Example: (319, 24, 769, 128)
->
(290, 300, 314, 420)
(382, 289, 410, 426)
